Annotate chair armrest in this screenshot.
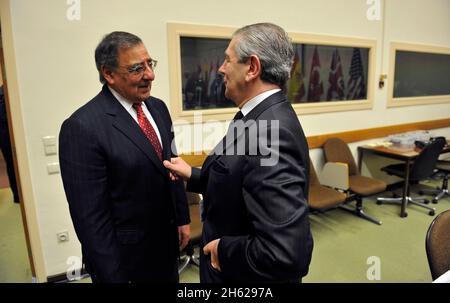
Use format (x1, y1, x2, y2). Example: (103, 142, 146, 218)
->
(319, 162, 349, 190)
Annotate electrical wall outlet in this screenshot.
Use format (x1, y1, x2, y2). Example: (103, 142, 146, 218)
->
(56, 231, 69, 243)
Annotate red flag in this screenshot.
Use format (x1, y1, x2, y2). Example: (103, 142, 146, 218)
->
(327, 48, 346, 100)
(307, 46, 323, 102)
(346, 48, 366, 100)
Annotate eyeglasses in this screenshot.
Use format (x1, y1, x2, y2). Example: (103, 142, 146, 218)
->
(118, 58, 158, 77)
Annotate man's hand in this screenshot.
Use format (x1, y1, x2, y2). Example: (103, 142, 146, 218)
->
(163, 157, 192, 181)
(178, 224, 190, 251)
(203, 238, 221, 272)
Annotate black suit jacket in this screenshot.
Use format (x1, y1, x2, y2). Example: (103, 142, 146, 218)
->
(188, 91, 313, 282)
(59, 85, 189, 282)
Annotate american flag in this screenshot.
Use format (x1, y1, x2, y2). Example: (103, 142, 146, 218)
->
(346, 48, 366, 100)
(307, 46, 324, 102)
(327, 48, 346, 101)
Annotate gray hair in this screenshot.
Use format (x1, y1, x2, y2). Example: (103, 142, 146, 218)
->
(94, 31, 143, 84)
(232, 23, 294, 88)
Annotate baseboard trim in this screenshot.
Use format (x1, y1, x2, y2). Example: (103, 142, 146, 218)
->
(47, 268, 90, 283)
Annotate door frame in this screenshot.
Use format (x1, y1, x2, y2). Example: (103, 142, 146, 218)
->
(0, 0, 47, 282)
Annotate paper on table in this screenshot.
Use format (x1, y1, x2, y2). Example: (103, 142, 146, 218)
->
(367, 142, 393, 147)
(402, 151, 419, 157)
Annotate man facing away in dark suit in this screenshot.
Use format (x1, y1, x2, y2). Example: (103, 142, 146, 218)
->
(59, 32, 190, 283)
(164, 23, 313, 283)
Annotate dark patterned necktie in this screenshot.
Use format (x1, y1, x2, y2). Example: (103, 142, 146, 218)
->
(132, 103, 163, 161)
(233, 110, 244, 121)
(217, 110, 244, 155)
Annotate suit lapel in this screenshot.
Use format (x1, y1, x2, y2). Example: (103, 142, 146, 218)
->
(101, 86, 167, 176)
(243, 91, 286, 121)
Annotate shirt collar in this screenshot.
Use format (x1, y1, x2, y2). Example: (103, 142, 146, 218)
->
(240, 89, 281, 117)
(108, 86, 149, 112)
(108, 86, 135, 110)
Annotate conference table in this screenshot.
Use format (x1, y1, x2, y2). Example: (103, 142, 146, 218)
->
(357, 141, 450, 218)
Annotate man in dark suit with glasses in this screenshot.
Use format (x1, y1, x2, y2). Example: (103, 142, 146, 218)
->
(59, 32, 190, 283)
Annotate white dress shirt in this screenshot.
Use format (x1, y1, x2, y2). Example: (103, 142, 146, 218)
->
(240, 88, 281, 117)
(109, 86, 162, 146)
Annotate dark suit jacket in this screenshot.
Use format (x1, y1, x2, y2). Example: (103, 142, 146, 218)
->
(59, 85, 189, 282)
(187, 91, 313, 282)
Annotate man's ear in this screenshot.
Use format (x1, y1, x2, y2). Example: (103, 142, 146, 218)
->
(245, 55, 261, 82)
(102, 66, 115, 85)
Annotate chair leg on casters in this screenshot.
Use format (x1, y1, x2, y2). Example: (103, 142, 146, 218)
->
(178, 242, 200, 274)
(377, 195, 409, 217)
(376, 196, 435, 216)
(432, 174, 449, 204)
(178, 255, 191, 274)
(432, 190, 450, 203)
(419, 174, 449, 204)
(191, 247, 200, 266)
(178, 243, 194, 274)
(409, 198, 436, 216)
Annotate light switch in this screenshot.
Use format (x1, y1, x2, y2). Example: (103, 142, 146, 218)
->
(47, 162, 60, 175)
(42, 136, 56, 147)
(44, 145, 57, 156)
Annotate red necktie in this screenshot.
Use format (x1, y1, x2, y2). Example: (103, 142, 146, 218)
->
(132, 103, 163, 161)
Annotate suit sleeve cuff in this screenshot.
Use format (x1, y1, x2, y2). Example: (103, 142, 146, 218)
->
(186, 167, 202, 193)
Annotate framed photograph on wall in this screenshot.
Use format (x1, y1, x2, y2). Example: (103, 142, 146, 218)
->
(168, 23, 377, 122)
(387, 42, 450, 108)
(180, 37, 233, 111)
(286, 43, 370, 103)
(168, 23, 236, 122)
(287, 32, 376, 115)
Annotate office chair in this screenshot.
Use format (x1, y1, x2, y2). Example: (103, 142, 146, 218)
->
(419, 159, 450, 204)
(426, 210, 450, 281)
(178, 192, 202, 273)
(323, 137, 386, 225)
(308, 159, 347, 212)
(376, 138, 446, 216)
